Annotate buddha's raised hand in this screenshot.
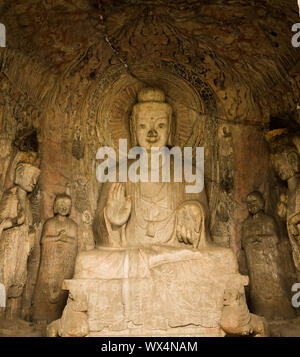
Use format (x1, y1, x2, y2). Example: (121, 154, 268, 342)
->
(105, 183, 132, 226)
(175, 202, 202, 248)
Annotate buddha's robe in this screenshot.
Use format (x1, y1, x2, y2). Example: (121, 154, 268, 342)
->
(73, 166, 244, 333)
(93, 160, 209, 249)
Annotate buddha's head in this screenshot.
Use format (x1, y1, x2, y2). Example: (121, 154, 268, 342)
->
(246, 191, 264, 215)
(53, 193, 72, 216)
(14, 163, 40, 193)
(130, 87, 174, 151)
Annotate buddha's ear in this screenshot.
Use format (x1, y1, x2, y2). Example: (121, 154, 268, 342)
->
(167, 113, 174, 146)
(167, 132, 172, 146)
(16, 164, 24, 176)
(287, 151, 299, 170)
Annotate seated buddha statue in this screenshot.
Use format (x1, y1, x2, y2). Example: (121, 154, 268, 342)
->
(47, 88, 268, 337)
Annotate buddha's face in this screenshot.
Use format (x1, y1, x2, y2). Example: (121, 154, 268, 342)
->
(15, 165, 40, 193)
(135, 108, 170, 151)
(54, 197, 71, 216)
(247, 194, 263, 215)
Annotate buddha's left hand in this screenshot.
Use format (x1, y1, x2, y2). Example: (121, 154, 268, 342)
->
(175, 202, 202, 247)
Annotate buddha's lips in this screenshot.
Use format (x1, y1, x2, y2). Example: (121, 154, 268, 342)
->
(146, 137, 159, 143)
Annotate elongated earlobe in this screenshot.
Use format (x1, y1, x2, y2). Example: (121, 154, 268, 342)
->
(15, 166, 24, 184)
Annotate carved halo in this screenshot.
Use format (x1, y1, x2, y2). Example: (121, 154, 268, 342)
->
(92, 67, 206, 156)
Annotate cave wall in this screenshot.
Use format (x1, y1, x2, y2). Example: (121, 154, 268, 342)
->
(0, 0, 300, 318)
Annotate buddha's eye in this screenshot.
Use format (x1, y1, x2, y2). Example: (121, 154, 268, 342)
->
(158, 123, 166, 129)
(139, 124, 146, 129)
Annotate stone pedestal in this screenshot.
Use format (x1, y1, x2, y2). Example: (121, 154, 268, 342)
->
(54, 246, 248, 337)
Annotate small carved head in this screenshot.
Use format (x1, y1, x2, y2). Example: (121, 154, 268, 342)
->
(246, 191, 264, 215)
(53, 193, 72, 216)
(14, 163, 40, 193)
(266, 131, 300, 181)
(271, 145, 300, 181)
(130, 87, 174, 150)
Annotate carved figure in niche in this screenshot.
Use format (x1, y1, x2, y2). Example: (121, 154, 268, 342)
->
(0, 163, 40, 319)
(32, 193, 78, 323)
(50, 88, 268, 337)
(268, 132, 300, 278)
(93, 87, 209, 249)
(241, 191, 296, 320)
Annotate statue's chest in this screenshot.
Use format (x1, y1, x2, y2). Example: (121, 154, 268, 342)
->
(53, 221, 67, 234)
(129, 182, 175, 238)
(134, 182, 173, 218)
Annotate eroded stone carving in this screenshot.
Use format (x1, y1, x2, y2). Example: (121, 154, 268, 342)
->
(241, 191, 296, 320)
(48, 88, 268, 337)
(220, 275, 269, 337)
(0, 163, 40, 319)
(32, 193, 78, 323)
(0, 0, 300, 338)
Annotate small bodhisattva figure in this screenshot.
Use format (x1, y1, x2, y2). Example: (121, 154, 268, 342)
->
(268, 132, 300, 279)
(0, 163, 40, 319)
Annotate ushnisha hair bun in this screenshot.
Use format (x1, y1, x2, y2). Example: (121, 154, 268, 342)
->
(137, 88, 166, 103)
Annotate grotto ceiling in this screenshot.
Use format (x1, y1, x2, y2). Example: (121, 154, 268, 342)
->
(0, 0, 300, 130)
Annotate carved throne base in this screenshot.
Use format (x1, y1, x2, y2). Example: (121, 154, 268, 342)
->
(50, 246, 249, 337)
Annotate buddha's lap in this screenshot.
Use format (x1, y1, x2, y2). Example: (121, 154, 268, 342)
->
(74, 244, 238, 280)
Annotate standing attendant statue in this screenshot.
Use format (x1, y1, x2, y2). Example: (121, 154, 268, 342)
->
(241, 191, 295, 320)
(32, 193, 78, 323)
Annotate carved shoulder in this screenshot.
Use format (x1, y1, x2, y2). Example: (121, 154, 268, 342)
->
(67, 218, 78, 235)
(261, 213, 280, 237)
(0, 186, 18, 203)
(42, 217, 58, 234)
(68, 218, 78, 228)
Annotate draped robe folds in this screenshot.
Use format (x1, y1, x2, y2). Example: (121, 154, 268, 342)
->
(242, 213, 295, 320)
(32, 217, 78, 323)
(0, 186, 33, 319)
(70, 161, 245, 334)
(93, 158, 209, 249)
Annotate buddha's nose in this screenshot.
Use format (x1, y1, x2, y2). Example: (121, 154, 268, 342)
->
(147, 129, 158, 137)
